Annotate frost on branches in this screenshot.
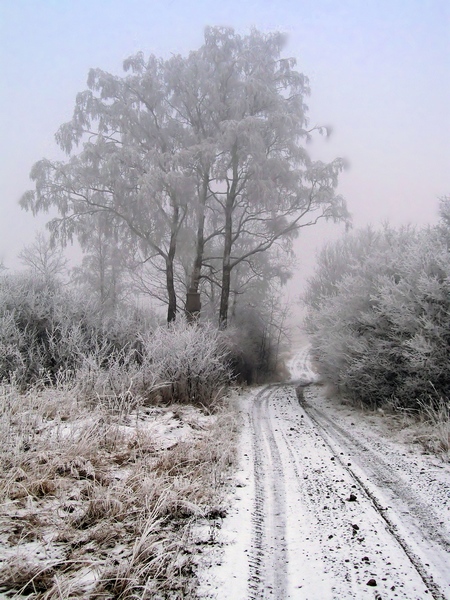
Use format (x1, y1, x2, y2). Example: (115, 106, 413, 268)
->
(304, 215, 450, 411)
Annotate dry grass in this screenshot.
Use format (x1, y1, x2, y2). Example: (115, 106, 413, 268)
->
(0, 381, 238, 598)
(364, 395, 450, 461)
(407, 399, 450, 459)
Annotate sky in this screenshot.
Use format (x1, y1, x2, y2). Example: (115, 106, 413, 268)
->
(1, 0, 449, 295)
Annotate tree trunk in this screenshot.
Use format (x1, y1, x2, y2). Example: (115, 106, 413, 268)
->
(186, 173, 208, 322)
(219, 196, 234, 328)
(166, 255, 177, 323)
(166, 203, 179, 323)
(219, 147, 238, 329)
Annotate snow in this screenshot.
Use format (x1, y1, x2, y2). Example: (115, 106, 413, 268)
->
(196, 389, 257, 599)
(0, 402, 217, 598)
(198, 344, 450, 599)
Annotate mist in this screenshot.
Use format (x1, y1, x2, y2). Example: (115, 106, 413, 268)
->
(1, 0, 449, 317)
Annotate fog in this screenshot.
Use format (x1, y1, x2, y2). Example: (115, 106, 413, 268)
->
(1, 0, 449, 311)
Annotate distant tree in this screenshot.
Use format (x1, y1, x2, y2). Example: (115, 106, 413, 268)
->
(71, 216, 127, 312)
(303, 226, 380, 310)
(18, 232, 68, 280)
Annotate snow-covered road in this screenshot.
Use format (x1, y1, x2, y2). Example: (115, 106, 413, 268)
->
(199, 347, 450, 599)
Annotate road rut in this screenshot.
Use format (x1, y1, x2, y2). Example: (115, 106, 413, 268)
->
(242, 382, 449, 599)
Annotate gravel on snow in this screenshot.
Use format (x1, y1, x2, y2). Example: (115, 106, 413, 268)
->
(197, 346, 450, 599)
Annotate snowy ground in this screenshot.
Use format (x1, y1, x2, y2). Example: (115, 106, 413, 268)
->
(198, 345, 450, 599)
(0, 392, 235, 598)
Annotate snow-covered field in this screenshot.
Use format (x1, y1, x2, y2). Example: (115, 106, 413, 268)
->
(2, 343, 449, 598)
(0, 388, 237, 598)
(198, 346, 450, 599)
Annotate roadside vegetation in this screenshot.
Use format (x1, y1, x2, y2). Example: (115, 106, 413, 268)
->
(304, 197, 450, 457)
(0, 277, 238, 597)
(0, 267, 289, 597)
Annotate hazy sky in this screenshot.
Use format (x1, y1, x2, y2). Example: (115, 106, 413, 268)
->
(1, 0, 449, 289)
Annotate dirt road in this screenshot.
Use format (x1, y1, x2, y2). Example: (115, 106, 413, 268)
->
(199, 349, 450, 599)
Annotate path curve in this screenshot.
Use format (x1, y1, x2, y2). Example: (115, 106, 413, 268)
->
(198, 348, 450, 599)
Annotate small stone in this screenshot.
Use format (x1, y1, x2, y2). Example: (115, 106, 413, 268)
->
(347, 493, 357, 502)
(367, 579, 377, 587)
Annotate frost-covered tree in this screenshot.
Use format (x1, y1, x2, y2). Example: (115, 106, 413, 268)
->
(71, 216, 127, 312)
(19, 232, 68, 281)
(21, 52, 191, 323)
(167, 27, 349, 326)
(21, 27, 349, 326)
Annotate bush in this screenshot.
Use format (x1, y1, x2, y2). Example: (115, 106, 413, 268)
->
(0, 272, 150, 388)
(0, 272, 230, 408)
(304, 224, 450, 411)
(58, 318, 231, 409)
(140, 318, 230, 406)
(224, 304, 288, 384)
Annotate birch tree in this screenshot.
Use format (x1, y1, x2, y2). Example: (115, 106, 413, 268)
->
(21, 27, 349, 326)
(21, 55, 192, 322)
(167, 27, 349, 326)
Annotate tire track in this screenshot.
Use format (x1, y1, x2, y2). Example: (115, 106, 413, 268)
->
(291, 345, 449, 598)
(248, 386, 288, 599)
(302, 392, 448, 600)
(247, 384, 449, 598)
(304, 394, 450, 551)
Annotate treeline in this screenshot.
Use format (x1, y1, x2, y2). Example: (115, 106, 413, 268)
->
(304, 198, 450, 411)
(0, 266, 289, 399)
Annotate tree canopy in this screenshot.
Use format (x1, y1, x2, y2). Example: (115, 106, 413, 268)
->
(21, 26, 349, 325)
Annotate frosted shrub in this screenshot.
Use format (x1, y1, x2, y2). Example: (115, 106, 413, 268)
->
(74, 346, 139, 412)
(0, 313, 25, 380)
(75, 319, 231, 409)
(139, 318, 230, 406)
(222, 304, 287, 384)
(305, 225, 450, 411)
(0, 272, 150, 388)
(0, 271, 229, 407)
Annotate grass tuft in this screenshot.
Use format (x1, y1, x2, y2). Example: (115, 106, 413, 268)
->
(0, 379, 238, 598)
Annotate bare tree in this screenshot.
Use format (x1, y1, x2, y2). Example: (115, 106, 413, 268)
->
(18, 232, 68, 280)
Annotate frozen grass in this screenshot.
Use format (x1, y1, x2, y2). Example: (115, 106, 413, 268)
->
(0, 380, 238, 598)
(343, 393, 450, 461)
(405, 398, 450, 459)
